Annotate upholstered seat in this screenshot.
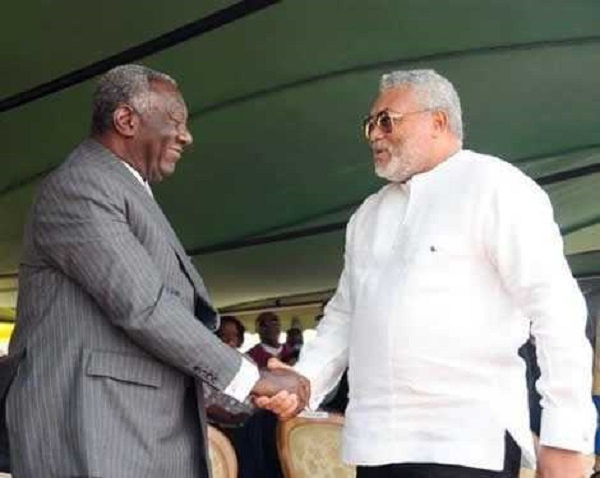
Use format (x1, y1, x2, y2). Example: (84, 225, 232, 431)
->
(518, 468, 534, 478)
(277, 412, 355, 478)
(208, 425, 238, 478)
(519, 453, 596, 478)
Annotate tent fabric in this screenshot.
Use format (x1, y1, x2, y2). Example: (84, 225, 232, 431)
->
(1, 1, 599, 308)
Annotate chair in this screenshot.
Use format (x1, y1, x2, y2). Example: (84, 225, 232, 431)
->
(277, 412, 356, 478)
(518, 468, 534, 478)
(207, 425, 238, 478)
(519, 453, 596, 478)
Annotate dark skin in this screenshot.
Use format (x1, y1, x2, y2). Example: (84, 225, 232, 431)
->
(286, 328, 303, 348)
(94, 80, 310, 410)
(251, 367, 310, 415)
(253, 314, 309, 409)
(258, 314, 281, 348)
(218, 321, 243, 349)
(94, 80, 193, 183)
(211, 318, 309, 420)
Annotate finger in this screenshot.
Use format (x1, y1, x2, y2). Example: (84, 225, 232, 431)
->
(297, 379, 310, 402)
(266, 393, 298, 418)
(300, 378, 311, 397)
(253, 389, 289, 409)
(267, 390, 290, 410)
(267, 357, 293, 371)
(254, 395, 270, 408)
(277, 395, 300, 420)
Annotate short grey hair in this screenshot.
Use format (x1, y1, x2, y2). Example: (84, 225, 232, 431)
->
(380, 69, 463, 140)
(91, 64, 177, 135)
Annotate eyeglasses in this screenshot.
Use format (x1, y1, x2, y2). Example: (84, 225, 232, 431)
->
(362, 108, 432, 140)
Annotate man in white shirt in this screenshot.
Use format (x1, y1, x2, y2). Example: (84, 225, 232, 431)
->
(258, 70, 595, 478)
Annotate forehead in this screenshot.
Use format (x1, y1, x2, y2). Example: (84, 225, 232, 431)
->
(221, 322, 239, 333)
(147, 82, 188, 117)
(258, 315, 279, 326)
(370, 86, 419, 114)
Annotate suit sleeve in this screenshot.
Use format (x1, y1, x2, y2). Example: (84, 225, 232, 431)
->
(32, 165, 251, 393)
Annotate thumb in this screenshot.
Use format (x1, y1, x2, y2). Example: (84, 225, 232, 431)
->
(267, 357, 292, 371)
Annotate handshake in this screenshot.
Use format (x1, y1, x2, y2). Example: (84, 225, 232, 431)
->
(249, 359, 310, 419)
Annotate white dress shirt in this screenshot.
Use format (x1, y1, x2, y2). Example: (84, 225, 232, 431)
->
(295, 149, 595, 470)
(120, 159, 259, 401)
(120, 160, 154, 197)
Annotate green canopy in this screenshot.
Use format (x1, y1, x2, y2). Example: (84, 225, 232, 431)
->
(2, 0, 599, 310)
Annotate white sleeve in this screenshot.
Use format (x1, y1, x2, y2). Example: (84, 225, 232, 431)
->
(223, 357, 260, 402)
(294, 219, 355, 410)
(484, 171, 596, 453)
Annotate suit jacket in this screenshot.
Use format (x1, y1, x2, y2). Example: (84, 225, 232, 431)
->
(6, 139, 245, 478)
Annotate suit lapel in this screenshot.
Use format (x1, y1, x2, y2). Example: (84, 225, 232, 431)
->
(78, 140, 213, 304)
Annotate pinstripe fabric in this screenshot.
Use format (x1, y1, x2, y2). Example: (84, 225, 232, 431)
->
(6, 139, 245, 478)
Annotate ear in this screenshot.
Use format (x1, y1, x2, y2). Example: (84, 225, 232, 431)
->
(112, 104, 138, 137)
(431, 109, 450, 136)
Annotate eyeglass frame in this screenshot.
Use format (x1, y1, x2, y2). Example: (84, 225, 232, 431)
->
(362, 108, 436, 140)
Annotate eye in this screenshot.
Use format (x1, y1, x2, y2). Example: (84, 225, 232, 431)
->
(377, 112, 393, 133)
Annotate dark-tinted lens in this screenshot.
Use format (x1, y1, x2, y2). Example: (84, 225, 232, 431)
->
(377, 111, 394, 134)
(363, 110, 399, 139)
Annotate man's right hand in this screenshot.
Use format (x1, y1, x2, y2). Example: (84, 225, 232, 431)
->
(250, 364, 310, 418)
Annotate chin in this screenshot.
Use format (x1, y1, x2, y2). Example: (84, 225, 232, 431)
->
(159, 165, 177, 179)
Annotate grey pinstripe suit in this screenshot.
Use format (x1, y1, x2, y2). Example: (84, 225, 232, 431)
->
(6, 139, 244, 478)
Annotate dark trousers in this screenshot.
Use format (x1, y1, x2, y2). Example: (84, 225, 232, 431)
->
(357, 433, 521, 478)
(233, 410, 283, 478)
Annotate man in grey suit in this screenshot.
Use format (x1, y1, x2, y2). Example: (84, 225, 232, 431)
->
(4, 64, 309, 478)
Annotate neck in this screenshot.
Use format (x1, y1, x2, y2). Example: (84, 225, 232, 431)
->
(261, 341, 280, 349)
(93, 133, 147, 180)
(424, 136, 462, 172)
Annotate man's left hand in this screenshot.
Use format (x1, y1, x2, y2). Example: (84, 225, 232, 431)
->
(536, 446, 587, 478)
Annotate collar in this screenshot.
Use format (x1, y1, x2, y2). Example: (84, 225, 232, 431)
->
(120, 161, 154, 197)
(260, 343, 283, 355)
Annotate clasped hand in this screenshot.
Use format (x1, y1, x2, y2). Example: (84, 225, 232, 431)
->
(250, 359, 309, 419)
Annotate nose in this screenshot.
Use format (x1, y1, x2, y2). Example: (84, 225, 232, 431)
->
(178, 124, 193, 147)
(368, 124, 385, 143)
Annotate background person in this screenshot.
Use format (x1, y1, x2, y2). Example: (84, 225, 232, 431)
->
(209, 314, 284, 478)
(247, 311, 295, 368)
(217, 315, 247, 350)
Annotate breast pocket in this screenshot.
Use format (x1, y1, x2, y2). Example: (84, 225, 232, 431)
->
(86, 350, 164, 388)
(409, 236, 476, 290)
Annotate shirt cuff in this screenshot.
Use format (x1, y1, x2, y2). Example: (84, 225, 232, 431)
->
(294, 363, 330, 411)
(223, 357, 260, 403)
(539, 406, 597, 453)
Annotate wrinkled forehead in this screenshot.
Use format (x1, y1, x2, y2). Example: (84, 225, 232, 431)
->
(370, 85, 420, 115)
(146, 81, 188, 117)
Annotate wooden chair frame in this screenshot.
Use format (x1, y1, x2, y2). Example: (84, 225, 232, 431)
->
(207, 424, 238, 478)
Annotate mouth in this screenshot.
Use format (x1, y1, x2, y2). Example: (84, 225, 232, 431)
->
(371, 144, 390, 163)
(169, 147, 183, 159)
